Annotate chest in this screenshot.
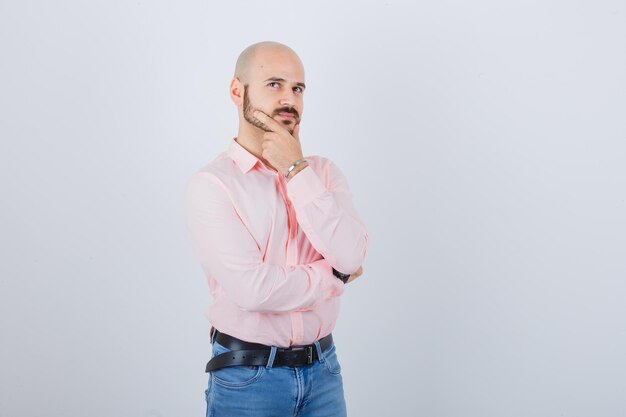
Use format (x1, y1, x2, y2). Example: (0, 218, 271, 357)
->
(229, 174, 301, 262)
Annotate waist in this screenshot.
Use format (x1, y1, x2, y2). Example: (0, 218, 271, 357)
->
(211, 326, 334, 352)
(206, 298, 340, 346)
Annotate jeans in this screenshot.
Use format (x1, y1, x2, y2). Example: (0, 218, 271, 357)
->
(204, 333, 348, 417)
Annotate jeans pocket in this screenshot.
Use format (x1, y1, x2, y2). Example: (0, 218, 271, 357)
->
(211, 365, 265, 387)
(323, 344, 342, 375)
(210, 341, 266, 388)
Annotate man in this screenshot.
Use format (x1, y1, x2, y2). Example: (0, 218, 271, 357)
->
(184, 41, 369, 417)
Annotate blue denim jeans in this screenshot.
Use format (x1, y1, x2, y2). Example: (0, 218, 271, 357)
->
(204, 333, 348, 417)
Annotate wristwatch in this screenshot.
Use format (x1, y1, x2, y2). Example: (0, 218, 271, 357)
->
(332, 268, 351, 284)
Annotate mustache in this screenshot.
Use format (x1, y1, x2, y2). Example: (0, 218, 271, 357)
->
(274, 108, 299, 118)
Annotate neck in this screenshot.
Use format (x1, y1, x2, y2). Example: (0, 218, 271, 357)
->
(235, 122, 277, 172)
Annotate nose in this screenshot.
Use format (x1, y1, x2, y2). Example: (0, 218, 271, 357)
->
(278, 89, 300, 108)
(279, 96, 294, 108)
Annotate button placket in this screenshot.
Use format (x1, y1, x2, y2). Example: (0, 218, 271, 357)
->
(276, 175, 298, 241)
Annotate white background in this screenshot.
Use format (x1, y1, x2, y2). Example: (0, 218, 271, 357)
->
(1, 1, 625, 416)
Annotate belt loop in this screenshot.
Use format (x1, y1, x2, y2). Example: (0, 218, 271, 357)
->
(266, 346, 278, 369)
(313, 340, 324, 363)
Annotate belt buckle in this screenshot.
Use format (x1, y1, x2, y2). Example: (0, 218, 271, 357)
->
(306, 345, 313, 364)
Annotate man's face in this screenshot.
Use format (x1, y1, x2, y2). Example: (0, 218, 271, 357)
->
(240, 54, 305, 135)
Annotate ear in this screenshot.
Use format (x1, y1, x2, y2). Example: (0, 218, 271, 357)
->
(229, 77, 243, 106)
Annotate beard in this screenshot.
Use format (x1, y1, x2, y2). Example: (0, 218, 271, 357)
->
(242, 84, 298, 135)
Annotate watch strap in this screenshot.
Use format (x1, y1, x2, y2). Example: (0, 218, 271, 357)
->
(332, 267, 351, 284)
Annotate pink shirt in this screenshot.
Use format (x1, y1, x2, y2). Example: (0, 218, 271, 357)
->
(184, 137, 369, 347)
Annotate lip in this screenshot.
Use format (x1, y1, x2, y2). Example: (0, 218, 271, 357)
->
(277, 113, 296, 119)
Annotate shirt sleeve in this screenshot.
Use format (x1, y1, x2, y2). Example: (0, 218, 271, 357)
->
(285, 158, 369, 275)
(184, 171, 344, 313)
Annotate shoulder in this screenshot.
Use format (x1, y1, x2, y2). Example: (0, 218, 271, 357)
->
(185, 152, 234, 195)
(187, 145, 251, 182)
(191, 151, 234, 177)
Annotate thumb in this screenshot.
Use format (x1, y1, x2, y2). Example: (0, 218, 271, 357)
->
(292, 123, 300, 141)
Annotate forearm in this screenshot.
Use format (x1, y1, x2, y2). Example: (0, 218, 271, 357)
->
(286, 163, 369, 274)
(220, 259, 345, 313)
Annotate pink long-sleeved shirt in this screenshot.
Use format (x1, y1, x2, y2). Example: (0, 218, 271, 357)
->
(184, 137, 369, 347)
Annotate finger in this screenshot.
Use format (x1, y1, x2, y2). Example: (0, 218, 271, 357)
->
(254, 110, 289, 135)
(292, 123, 300, 141)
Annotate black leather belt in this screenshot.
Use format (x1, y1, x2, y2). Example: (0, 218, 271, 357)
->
(205, 327, 334, 373)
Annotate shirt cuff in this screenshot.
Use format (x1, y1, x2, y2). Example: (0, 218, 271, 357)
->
(285, 165, 327, 209)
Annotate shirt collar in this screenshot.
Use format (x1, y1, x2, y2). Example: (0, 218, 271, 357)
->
(227, 137, 261, 174)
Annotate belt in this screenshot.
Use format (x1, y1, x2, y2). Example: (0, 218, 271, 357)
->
(205, 327, 334, 373)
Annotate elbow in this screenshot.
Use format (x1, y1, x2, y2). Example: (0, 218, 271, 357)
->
(336, 232, 369, 275)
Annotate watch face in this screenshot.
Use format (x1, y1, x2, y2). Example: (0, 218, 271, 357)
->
(333, 268, 350, 283)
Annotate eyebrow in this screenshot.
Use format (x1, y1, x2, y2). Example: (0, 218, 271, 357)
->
(264, 77, 306, 90)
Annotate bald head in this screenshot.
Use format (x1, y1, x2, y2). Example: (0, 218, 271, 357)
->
(234, 41, 303, 85)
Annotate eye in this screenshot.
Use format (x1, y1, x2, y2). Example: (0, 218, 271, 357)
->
(294, 86, 303, 94)
(268, 82, 280, 88)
